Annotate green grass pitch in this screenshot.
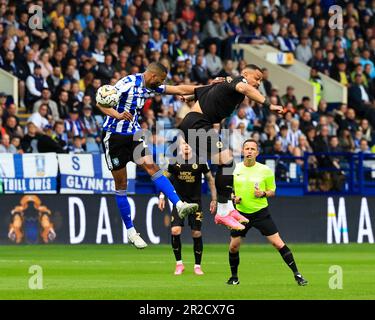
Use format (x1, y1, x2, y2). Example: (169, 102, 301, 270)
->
(0, 244, 374, 300)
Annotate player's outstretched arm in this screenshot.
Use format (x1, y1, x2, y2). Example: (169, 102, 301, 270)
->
(164, 84, 201, 96)
(235, 82, 283, 114)
(164, 78, 225, 96)
(96, 104, 133, 121)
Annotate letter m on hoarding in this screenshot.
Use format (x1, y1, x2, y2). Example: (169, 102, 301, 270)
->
(327, 197, 349, 244)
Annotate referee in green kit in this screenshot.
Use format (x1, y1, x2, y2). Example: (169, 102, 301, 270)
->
(227, 139, 308, 286)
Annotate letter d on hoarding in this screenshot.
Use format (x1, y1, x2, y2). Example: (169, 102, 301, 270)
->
(69, 197, 86, 244)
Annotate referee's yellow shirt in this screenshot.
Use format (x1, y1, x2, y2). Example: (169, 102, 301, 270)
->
(233, 162, 276, 214)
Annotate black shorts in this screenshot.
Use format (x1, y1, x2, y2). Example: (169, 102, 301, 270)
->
(171, 206, 203, 231)
(101, 131, 150, 171)
(178, 112, 228, 161)
(230, 207, 278, 238)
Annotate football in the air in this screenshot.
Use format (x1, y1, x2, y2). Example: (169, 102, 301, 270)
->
(96, 85, 120, 107)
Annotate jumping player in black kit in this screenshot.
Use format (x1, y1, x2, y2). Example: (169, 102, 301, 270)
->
(158, 138, 217, 276)
(178, 64, 284, 230)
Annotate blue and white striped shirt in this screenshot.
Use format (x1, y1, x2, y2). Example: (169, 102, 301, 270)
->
(102, 73, 166, 135)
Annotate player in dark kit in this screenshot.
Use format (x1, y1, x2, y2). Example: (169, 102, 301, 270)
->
(158, 138, 217, 275)
(179, 64, 284, 230)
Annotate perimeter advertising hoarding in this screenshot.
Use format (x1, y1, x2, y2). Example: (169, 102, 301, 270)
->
(0, 195, 374, 245)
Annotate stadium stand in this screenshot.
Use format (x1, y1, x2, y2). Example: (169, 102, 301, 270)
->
(0, 0, 375, 194)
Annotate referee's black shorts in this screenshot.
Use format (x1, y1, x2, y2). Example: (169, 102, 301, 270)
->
(230, 207, 278, 238)
(178, 112, 228, 161)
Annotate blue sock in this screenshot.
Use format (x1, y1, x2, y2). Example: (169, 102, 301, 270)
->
(115, 190, 133, 229)
(151, 170, 180, 205)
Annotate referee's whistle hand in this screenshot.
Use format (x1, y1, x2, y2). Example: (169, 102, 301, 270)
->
(232, 196, 241, 204)
(254, 188, 264, 198)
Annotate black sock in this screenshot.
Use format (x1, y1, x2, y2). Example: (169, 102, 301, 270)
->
(229, 251, 239, 278)
(193, 236, 203, 265)
(215, 163, 234, 203)
(171, 234, 182, 261)
(279, 245, 298, 274)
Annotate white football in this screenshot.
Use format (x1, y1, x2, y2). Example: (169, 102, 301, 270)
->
(96, 85, 120, 108)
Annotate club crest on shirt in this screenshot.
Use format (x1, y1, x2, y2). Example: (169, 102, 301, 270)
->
(112, 158, 120, 167)
(192, 163, 198, 169)
(226, 76, 233, 83)
(216, 141, 224, 149)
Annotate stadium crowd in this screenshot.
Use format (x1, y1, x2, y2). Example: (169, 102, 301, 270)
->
(0, 0, 375, 189)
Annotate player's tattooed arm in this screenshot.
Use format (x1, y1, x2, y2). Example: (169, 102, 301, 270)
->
(177, 95, 195, 103)
(164, 77, 225, 95)
(235, 82, 283, 114)
(205, 172, 217, 214)
(96, 104, 133, 121)
(158, 171, 173, 211)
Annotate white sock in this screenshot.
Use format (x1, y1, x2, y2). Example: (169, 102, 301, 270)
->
(176, 260, 183, 265)
(127, 227, 136, 237)
(217, 202, 229, 217)
(176, 201, 183, 210)
(194, 264, 201, 268)
(227, 200, 235, 212)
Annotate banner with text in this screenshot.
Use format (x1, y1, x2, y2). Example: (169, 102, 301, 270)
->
(58, 154, 136, 194)
(0, 153, 58, 193)
(0, 195, 374, 245)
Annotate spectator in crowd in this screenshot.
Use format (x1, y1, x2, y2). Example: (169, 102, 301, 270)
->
(47, 66, 63, 97)
(355, 138, 372, 154)
(205, 43, 222, 78)
(81, 104, 101, 152)
(21, 122, 39, 153)
(259, 67, 273, 97)
(287, 119, 303, 152)
(191, 54, 209, 84)
(0, 133, 17, 153)
(26, 104, 50, 134)
(309, 67, 324, 107)
(69, 135, 85, 154)
(295, 36, 313, 64)
(281, 86, 298, 108)
(338, 128, 355, 153)
(57, 90, 71, 119)
(4, 115, 23, 138)
(53, 120, 68, 152)
(25, 64, 48, 112)
(33, 88, 59, 121)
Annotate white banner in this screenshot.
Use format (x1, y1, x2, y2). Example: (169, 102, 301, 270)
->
(0, 153, 58, 193)
(58, 154, 136, 194)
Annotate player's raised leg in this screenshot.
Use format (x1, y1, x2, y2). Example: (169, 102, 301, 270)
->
(267, 233, 308, 286)
(112, 168, 147, 249)
(212, 149, 245, 230)
(139, 156, 199, 219)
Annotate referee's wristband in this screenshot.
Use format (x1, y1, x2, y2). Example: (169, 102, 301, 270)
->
(262, 97, 271, 109)
(261, 191, 267, 198)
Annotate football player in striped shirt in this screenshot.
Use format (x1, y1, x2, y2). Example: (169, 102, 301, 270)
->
(97, 62, 214, 249)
